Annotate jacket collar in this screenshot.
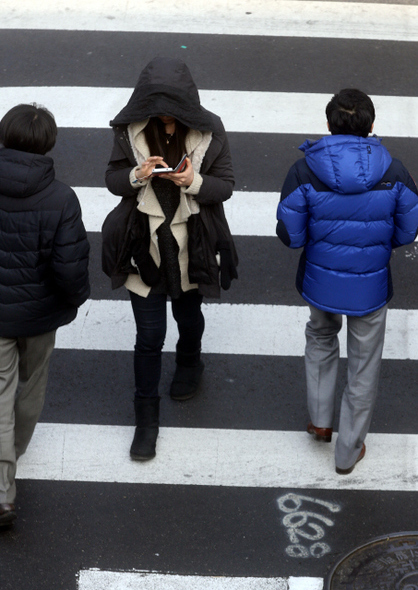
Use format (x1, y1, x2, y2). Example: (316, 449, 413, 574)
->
(128, 123, 212, 220)
(127, 120, 211, 166)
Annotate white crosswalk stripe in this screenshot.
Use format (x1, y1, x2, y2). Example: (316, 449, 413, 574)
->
(1, 1, 417, 589)
(1, 0, 417, 41)
(56, 300, 418, 360)
(76, 187, 418, 240)
(19, 424, 418, 491)
(77, 187, 279, 236)
(1, 88, 417, 137)
(77, 570, 323, 589)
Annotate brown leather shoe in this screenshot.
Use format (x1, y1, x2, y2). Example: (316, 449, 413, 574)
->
(336, 443, 366, 475)
(307, 422, 332, 443)
(0, 503, 16, 526)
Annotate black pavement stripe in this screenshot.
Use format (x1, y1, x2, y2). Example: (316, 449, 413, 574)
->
(87, 232, 418, 309)
(50, 130, 418, 192)
(44, 349, 418, 434)
(88, 234, 299, 305)
(1, 30, 418, 96)
(1, 480, 416, 588)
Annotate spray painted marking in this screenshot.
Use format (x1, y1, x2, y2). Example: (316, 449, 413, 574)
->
(277, 493, 341, 559)
(0, 87, 417, 138)
(77, 570, 323, 590)
(0, 0, 416, 42)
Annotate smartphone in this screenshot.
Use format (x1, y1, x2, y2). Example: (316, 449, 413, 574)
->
(152, 153, 187, 174)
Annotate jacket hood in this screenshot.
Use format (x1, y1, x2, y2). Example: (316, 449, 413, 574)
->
(299, 135, 392, 194)
(0, 147, 55, 198)
(110, 57, 215, 131)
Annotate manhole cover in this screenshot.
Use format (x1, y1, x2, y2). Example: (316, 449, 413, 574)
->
(325, 532, 418, 589)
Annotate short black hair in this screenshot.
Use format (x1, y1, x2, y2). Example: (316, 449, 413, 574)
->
(0, 103, 57, 155)
(326, 89, 375, 138)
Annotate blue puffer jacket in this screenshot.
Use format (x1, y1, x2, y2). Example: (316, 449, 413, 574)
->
(277, 135, 418, 316)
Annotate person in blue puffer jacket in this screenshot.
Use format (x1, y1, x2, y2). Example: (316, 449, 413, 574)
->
(276, 89, 418, 475)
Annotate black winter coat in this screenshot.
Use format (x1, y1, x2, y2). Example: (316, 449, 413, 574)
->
(0, 147, 90, 338)
(104, 121, 238, 298)
(103, 57, 238, 298)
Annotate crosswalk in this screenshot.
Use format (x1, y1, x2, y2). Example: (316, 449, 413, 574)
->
(77, 571, 323, 590)
(52, 301, 418, 359)
(1, 1, 418, 589)
(19, 424, 418, 491)
(2, 88, 418, 136)
(2, 0, 418, 41)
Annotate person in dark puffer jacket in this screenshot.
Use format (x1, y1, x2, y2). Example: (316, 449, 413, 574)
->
(277, 89, 418, 475)
(0, 104, 90, 526)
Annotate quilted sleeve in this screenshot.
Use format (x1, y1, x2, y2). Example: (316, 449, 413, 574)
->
(392, 164, 418, 248)
(50, 189, 91, 306)
(276, 162, 309, 249)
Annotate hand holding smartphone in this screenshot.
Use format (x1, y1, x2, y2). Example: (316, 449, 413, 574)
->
(152, 154, 187, 174)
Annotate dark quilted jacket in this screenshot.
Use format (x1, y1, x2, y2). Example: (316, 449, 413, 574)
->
(0, 147, 90, 337)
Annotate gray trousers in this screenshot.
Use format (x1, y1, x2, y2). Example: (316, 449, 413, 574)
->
(305, 304, 387, 469)
(0, 331, 56, 504)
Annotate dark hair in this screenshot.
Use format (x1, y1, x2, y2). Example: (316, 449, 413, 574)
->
(0, 103, 57, 155)
(144, 117, 188, 168)
(326, 89, 375, 138)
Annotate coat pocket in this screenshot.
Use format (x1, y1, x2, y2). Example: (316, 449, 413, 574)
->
(187, 204, 238, 290)
(102, 197, 150, 289)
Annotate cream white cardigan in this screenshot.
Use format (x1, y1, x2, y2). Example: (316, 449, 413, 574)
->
(124, 120, 212, 297)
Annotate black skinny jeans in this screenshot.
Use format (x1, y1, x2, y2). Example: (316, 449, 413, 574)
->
(129, 290, 204, 398)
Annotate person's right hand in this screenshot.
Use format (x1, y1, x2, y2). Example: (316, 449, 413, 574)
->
(135, 156, 168, 181)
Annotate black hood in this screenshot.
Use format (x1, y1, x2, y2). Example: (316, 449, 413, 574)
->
(110, 57, 215, 131)
(0, 147, 55, 199)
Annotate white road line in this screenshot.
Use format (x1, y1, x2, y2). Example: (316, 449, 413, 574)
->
(75, 187, 418, 240)
(288, 580, 323, 590)
(18, 424, 418, 491)
(56, 300, 418, 361)
(76, 187, 279, 236)
(1, 88, 417, 138)
(77, 571, 323, 590)
(0, 0, 417, 41)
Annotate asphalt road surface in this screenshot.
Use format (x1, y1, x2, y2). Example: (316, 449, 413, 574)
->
(0, 1, 418, 589)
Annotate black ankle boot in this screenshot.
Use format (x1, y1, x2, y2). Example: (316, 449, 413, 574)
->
(130, 397, 160, 461)
(170, 349, 205, 401)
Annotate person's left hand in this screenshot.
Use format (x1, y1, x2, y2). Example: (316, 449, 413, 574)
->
(160, 157, 194, 188)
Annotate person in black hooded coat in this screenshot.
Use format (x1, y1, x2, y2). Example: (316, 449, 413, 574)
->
(104, 57, 238, 462)
(0, 104, 90, 526)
